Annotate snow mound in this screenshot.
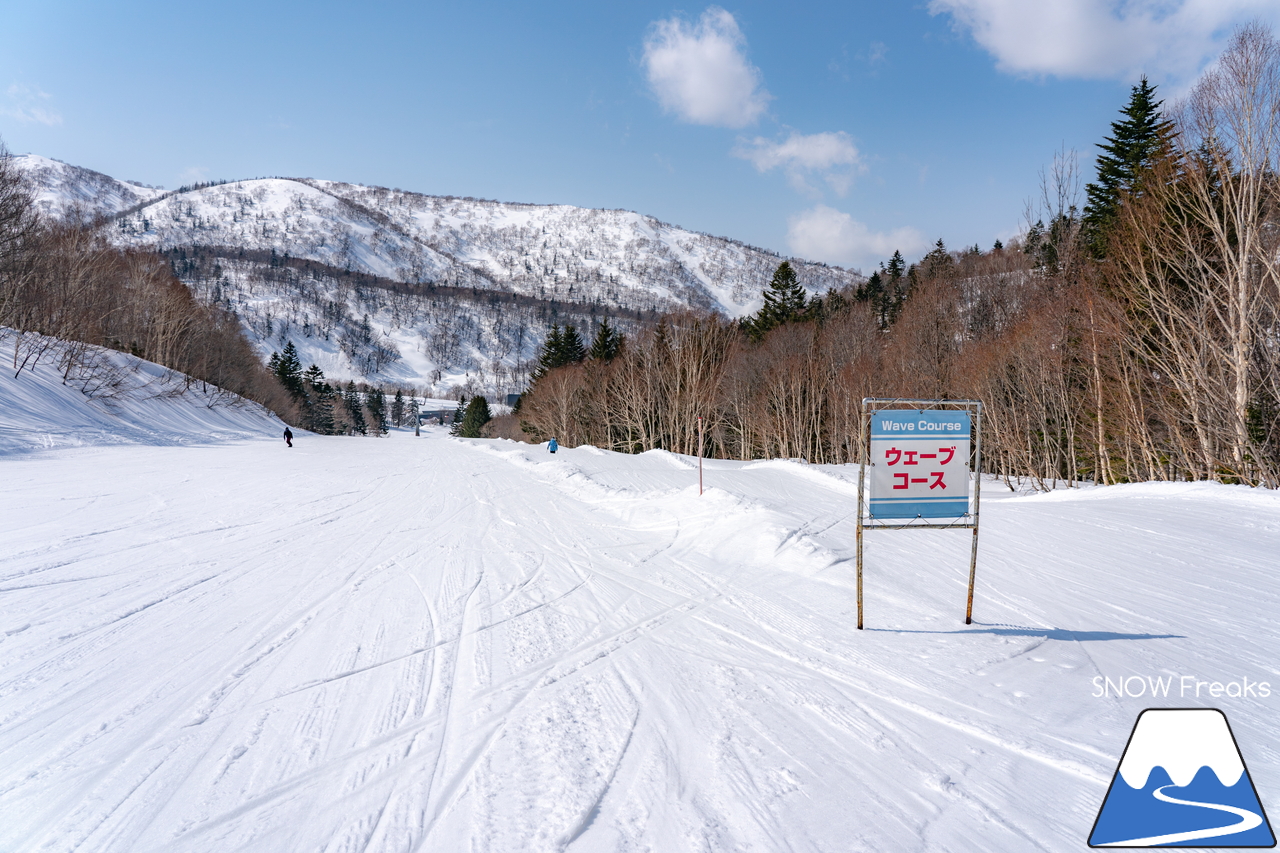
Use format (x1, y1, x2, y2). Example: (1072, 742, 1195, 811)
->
(0, 330, 287, 454)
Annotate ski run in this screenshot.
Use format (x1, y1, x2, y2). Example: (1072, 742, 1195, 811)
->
(3, 354, 1279, 852)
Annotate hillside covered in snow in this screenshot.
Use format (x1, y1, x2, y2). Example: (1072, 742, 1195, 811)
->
(16, 155, 165, 222)
(0, 329, 287, 454)
(14, 155, 862, 395)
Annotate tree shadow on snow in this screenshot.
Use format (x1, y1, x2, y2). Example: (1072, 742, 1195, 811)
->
(869, 623, 1184, 641)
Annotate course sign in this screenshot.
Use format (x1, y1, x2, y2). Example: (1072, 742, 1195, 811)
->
(869, 409, 970, 519)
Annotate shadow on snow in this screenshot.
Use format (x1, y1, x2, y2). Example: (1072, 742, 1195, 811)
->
(868, 623, 1185, 642)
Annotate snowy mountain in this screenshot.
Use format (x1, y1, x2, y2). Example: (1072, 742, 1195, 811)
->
(14, 155, 862, 394)
(15, 154, 165, 222)
(81, 170, 862, 317)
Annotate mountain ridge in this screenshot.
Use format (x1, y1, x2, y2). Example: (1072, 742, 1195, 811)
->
(14, 154, 863, 395)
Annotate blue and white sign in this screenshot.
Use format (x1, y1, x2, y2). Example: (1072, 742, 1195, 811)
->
(869, 409, 970, 519)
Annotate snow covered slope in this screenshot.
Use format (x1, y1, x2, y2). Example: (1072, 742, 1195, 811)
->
(115, 178, 461, 284)
(101, 175, 858, 317)
(303, 178, 859, 315)
(3, 422, 1278, 849)
(13, 154, 165, 222)
(0, 330, 287, 454)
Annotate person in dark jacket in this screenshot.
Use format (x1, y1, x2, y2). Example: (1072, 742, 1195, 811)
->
(549, 437, 558, 454)
(283, 427, 293, 447)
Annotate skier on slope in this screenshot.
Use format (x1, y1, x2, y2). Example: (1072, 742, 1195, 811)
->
(549, 437, 558, 454)
(283, 427, 293, 448)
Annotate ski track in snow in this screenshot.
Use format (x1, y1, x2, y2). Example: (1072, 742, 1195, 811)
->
(3, 430, 1279, 851)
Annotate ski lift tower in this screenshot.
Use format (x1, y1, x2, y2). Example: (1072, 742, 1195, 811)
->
(855, 399, 983, 628)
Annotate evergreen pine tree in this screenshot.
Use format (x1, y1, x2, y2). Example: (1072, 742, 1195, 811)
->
(312, 389, 335, 435)
(366, 387, 388, 435)
(588, 318, 623, 361)
(884, 250, 906, 280)
(806, 292, 827, 324)
(344, 381, 367, 435)
(533, 326, 565, 380)
(1024, 220, 1045, 257)
(560, 326, 587, 364)
(303, 364, 326, 387)
(1082, 76, 1175, 257)
(449, 395, 467, 434)
(532, 324, 587, 379)
(870, 250, 908, 330)
(746, 261, 807, 340)
(455, 396, 492, 438)
(391, 389, 405, 427)
(814, 289, 844, 322)
(274, 341, 304, 397)
(302, 364, 336, 434)
(1022, 215, 1079, 273)
(652, 318, 671, 360)
(857, 270, 884, 304)
(920, 239, 953, 279)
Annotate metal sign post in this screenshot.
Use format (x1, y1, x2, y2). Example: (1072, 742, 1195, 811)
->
(855, 398, 983, 629)
(698, 416, 705, 495)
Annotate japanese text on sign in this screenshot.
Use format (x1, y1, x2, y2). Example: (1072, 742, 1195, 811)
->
(868, 410, 970, 519)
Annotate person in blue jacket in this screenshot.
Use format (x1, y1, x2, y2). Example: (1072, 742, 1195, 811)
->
(549, 437, 558, 454)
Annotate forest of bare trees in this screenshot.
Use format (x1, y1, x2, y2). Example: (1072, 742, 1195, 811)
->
(516, 25, 1280, 489)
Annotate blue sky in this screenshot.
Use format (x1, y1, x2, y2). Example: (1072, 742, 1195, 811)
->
(3, 1, 1276, 272)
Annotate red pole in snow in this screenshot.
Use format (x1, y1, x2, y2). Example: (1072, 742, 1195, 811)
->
(698, 416, 704, 495)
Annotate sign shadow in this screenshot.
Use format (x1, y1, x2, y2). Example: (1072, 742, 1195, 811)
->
(866, 623, 1185, 641)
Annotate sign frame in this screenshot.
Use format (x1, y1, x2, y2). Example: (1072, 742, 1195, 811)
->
(855, 398, 984, 629)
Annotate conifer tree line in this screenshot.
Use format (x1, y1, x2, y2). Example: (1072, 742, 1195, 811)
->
(0, 143, 295, 416)
(530, 319, 625, 381)
(268, 340, 424, 435)
(516, 25, 1280, 487)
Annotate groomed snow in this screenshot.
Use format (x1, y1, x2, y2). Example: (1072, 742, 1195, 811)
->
(3, 386, 1279, 850)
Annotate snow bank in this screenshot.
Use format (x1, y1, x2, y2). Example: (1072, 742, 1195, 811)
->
(0, 330, 287, 454)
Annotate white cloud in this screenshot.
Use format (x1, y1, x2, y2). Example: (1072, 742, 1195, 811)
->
(734, 131, 863, 195)
(643, 7, 770, 128)
(179, 166, 210, 184)
(929, 0, 1280, 82)
(2, 83, 62, 126)
(787, 205, 927, 270)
